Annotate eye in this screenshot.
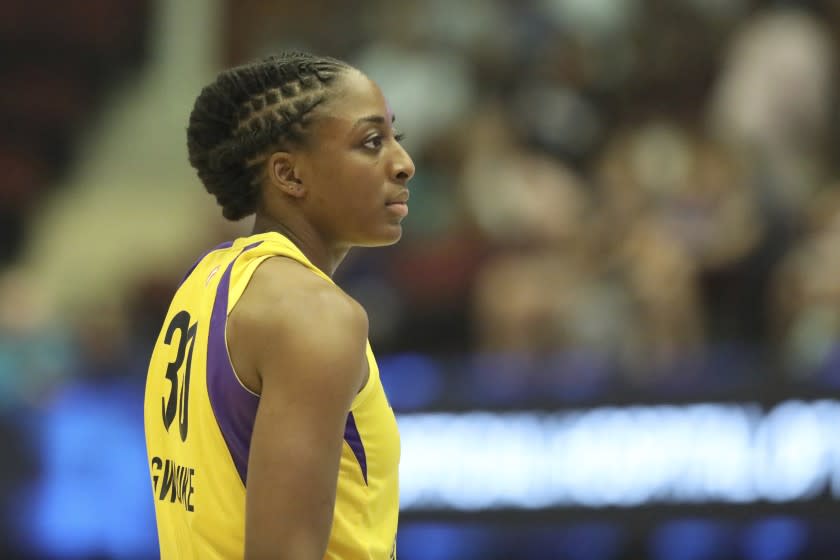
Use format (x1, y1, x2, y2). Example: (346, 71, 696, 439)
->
(394, 131, 406, 143)
(363, 135, 384, 150)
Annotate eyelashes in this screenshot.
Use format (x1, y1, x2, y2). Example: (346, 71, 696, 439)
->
(362, 131, 406, 151)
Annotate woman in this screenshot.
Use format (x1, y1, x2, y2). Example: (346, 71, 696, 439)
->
(144, 51, 415, 560)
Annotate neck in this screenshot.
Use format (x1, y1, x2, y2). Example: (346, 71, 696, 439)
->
(251, 213, 350, 277)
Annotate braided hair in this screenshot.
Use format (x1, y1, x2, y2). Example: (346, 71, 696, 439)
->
(187, 52, 352, 220)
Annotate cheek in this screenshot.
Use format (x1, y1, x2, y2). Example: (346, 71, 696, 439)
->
(306, 151, 384, 217)
(334, 159, 383, 204)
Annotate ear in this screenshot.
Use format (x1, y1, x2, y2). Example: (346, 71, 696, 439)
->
(267, 151, 306, 198)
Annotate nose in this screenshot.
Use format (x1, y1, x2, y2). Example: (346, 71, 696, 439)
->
(390, 142, 415, 185)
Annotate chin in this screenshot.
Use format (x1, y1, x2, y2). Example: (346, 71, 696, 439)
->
(356, 225, 403, 247)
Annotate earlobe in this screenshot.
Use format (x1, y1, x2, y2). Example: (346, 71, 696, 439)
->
(287, 178, 303, 195)
(287, 174, 305, 195)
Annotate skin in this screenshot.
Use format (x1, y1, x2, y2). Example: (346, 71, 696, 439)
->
(225, 68, 415, 560)
(253, 67, 415, 276)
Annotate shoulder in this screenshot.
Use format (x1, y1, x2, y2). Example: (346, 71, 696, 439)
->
(228, 256, 368, 394)
(240, 255, 367, 333)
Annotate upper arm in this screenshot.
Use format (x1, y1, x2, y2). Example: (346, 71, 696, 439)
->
(229, 258, 369, 560)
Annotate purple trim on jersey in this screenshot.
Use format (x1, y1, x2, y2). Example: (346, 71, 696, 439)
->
(206, 241, 263, 485)
(178, 241, 235, 287)
(344, 412, 368, 485)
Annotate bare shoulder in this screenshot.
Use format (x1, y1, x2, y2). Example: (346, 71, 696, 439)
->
(237, 256, 366, 330)
(228, 256, 369, 395)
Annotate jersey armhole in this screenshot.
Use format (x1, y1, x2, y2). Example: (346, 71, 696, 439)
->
(223, 323, 260, 398)
(223, 254, 278, 398)
(350, 343, 378, 411)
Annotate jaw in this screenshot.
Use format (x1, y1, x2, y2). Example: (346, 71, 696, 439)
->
(352, 223, 404, 247)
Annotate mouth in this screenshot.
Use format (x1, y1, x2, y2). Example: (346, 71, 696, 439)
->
(385, 201, 409, 218)
(386, 190, 410, 217)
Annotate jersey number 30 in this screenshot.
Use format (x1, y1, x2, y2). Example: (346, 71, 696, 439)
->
(161, 310, 198, 441)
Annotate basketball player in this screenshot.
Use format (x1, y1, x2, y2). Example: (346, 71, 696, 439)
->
(143, 52, 414, 559)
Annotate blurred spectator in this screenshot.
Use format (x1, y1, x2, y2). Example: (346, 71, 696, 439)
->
(708, 8, 836, 220)
(769, 187, 840, 379)
(615, 213, 705, 380)
(595, 121, 781, 356)
(0, 268, 73, 409)
(460, 106, 592, 248)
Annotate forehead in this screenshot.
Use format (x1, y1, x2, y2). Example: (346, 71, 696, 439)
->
(317, 70, 392, 129)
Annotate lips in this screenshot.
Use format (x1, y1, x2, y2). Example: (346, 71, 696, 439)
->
(387, 190, 410, 205)
(386, 201, 409, 217)
(386, 190, 410, 217)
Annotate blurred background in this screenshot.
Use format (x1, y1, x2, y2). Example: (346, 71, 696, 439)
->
(2, 0, 840, 558)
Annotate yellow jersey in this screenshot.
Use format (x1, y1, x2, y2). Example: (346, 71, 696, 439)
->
(144, 231, 401, 559)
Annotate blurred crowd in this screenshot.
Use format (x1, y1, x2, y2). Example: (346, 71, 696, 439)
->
(2, 0, 840, 411)
(315, 0, 840, 391)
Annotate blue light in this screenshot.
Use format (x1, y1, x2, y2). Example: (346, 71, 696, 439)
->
(741, 517, 808, 560)
(19, 380, 158, 559)
(396, 522, 495, 560)
(650, 520, 736, 560)
(378, 353, 444, 410)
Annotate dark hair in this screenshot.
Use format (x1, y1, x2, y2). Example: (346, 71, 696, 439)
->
(186, 51, 352, 220)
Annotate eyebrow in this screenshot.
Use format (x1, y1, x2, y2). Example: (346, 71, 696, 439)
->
(352, 114, 397, 129)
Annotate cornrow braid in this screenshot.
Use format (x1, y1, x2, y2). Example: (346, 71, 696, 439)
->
(186, 52, 352, 220)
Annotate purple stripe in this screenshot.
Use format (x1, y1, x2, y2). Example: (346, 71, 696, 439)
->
(344, 412, 368, 485)
(206, 241, 263, 485)
(178, 241, 235, 287)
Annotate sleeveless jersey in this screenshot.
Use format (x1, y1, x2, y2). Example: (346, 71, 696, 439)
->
(144, 231, 401, 559)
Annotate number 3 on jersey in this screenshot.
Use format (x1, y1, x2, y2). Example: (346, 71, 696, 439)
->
(161, 310, 198, 441)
